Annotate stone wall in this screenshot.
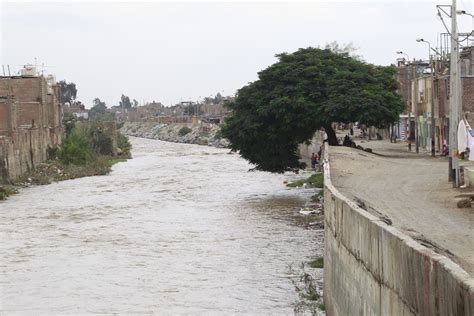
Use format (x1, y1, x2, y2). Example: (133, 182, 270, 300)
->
(323, 143, 474, 315)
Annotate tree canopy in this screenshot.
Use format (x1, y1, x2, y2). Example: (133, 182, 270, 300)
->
(119, 94, 132, 110)
(220, 47, 403, 173)
(58, 80, 77, 104)
(89, 98, 108, 120)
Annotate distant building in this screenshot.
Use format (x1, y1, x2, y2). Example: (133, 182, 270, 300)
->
(395, 45, 474, 152)
(73, 111, 89, 120)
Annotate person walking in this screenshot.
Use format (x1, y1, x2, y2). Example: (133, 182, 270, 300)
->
(311, 153, 317, 169)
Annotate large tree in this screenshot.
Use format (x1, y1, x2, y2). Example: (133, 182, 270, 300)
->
(221, 47, 403, 173)
(58, 80, 77, 104)
(89, 98, 107, 118)
(119, 94, 132, 110)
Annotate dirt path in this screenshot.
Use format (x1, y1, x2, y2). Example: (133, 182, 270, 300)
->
(329, 141, 474, 275)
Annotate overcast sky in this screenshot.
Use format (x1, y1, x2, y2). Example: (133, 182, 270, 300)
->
(1, 0, 473, 107)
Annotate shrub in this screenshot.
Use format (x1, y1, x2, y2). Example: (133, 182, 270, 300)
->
(290, 263, 322, 315)
(287, 173, 324, 188)
(117, 131, 131, 154)
(58, 132, 93, 165)
(214, 128, 223, 139)
(91, 130, 114, 155)
(308, 257, 324, 269)
(47, 145, 59, 160)
(178, 126, 192, 136)
(0, 186, 17, 200)
(64, 119, 76, 137)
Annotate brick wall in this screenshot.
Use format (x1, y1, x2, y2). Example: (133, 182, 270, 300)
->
(0, 77, 42, 102)
(16, 102, 41, 126)
(462, 77, 474, 113)
(397, 66, 411, 113)
(0, 101, 9, 131)
(0, 76, 62, 181)
(435, 76, 474, 117)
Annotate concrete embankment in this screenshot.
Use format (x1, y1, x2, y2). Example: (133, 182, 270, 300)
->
(323, 143, 474, 315)
(120, 122, 229, 148)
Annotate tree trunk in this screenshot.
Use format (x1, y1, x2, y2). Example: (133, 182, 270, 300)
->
(324, 124, 338, 145)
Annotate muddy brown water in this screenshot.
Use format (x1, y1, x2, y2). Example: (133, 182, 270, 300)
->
(0, 137, 322, 314)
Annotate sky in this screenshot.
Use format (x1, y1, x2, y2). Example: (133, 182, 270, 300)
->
(1, 0, 473, 108)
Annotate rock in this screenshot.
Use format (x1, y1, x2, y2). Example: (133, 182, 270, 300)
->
(299, 207, 317, 215)
(364, 148, 373, 153)
(308, 221, 324, 229)
(457, 198, 472, 208)
(120, 122, 229, 149)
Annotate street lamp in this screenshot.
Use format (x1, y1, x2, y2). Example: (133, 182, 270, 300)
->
(417, 38, 437, 157)
(457, 9, 474, 17)
(416, 38, 432, 59)
(396, 51, 410, 63)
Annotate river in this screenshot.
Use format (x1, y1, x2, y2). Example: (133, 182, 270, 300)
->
(0, 137, 323, 314)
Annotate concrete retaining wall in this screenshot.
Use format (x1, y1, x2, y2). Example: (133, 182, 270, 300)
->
(323, 143, 474, 315)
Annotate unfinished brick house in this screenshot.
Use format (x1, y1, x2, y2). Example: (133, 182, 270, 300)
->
(395, 45, 474, 152)
(0, 74, 63, 180)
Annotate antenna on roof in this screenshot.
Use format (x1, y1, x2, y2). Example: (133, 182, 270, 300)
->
(2, 65, 5, 76)
(7, 65, 11, 76)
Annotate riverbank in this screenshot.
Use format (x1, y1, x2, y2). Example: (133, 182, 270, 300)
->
(286, 170, 326, 314)
(0, 156, 129, 201)
(120, 122, 230, 148)
(1, 121, 132, 202)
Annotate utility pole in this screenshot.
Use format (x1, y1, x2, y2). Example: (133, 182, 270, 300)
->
(449, 0, 461, 187)
(417, 38, 437, 157)
(413, 62, 419, 153)
(431, 59, 437, 157)
(396, 51, 412, 150)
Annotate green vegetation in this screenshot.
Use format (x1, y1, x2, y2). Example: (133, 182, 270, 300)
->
(318, 304, 325, 311)
(178, 126, 192, 136)
(58, 80, 77, 104)
(221, 46, 403, 173)
(310, 190, 324, 202)
(119, 94, 132, 110)
(16, 155, 126, 186)
(287, 173, 323, 188)
(13, 121, 132, 187)
(308, 257, 324, 269)
(92, 112, 116, 121)
(88, 98, 108, 120)
(117, 132, 132, 157)
(290, 263, 322, 315)
(0, 186, 17, 200)
(58, 131, 93, 165)
(105, 157, 127, 167)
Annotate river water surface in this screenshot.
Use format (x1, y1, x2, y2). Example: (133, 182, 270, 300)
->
(0, 137, 322, 314)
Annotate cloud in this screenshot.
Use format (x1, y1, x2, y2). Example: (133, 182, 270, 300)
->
(1, 1, 464, 107)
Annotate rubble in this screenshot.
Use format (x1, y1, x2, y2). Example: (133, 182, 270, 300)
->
(120, 122, 230, 148)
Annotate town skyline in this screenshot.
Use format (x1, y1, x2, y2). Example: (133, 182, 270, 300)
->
(2, 0, 473, 107)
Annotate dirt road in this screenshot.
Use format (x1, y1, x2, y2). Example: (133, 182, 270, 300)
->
(329, 141, 474, 275)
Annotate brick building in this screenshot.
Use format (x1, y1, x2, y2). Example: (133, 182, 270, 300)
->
(0, 74, 63, 180)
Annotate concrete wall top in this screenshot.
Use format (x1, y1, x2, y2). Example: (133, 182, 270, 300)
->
(323, 143, 474, 316)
